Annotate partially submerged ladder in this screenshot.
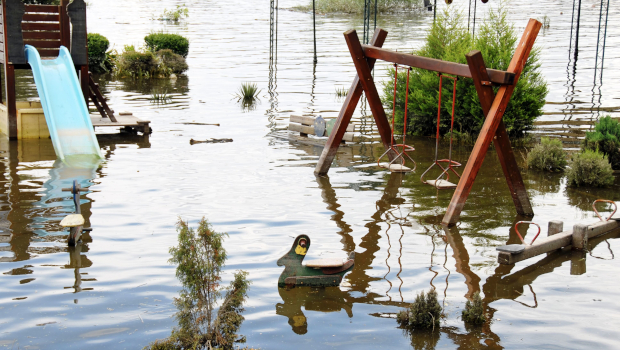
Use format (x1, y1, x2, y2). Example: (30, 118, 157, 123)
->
(88, 72, 117, 122)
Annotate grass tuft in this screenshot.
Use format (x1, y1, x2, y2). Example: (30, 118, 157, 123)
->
(235, 83, 261, 110)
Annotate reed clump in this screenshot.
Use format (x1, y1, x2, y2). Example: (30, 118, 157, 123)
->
(527, 137, 567, 172)
(295, 0, 423, 14)
(397, 289, 442, 331)
(566, 149, 614, 188)
(235, 83, 261, 110)
(461, 292, 485, 325)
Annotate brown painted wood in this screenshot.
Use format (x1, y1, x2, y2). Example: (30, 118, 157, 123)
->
(21, 22, 60, 31)
(442, 19, 542, 226)
(314, 29, 387, 175)
(37, 48, 59, 57)
(344, 31, 395, 163)
(80, 65, 89, 105)
(24, 5, 59, 14)
(23, 39, 61, 48)
(6, 64, 16, 139)
(362, 45, 515, 85)
(89, 73, 117, 122)
(22, 31, 60, 40)
(464, 50, 533, 217)
(6, 0, 26, 64)
(22, 13, 59, 22)
(89, 89, 106, 118)
(59, 0, 70, 49)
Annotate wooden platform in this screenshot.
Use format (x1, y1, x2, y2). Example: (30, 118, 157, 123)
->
(426, 179, 457, 189)
(91, 113, 150, 134)
(379, 163, 411, 173)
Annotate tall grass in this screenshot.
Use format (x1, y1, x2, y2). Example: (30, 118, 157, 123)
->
(235, 83, 261, 110)
(294, 0, 423, 14)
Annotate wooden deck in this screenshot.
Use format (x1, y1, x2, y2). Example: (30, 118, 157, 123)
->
(91, 113, 150, 134)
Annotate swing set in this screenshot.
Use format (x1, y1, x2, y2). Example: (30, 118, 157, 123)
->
(315, 19, 542, 226)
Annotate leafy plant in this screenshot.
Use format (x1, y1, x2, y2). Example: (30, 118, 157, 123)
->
(461, 292, 485, 325)
(157, 5, 189, 23)
(116, 48, 160, 78)
(87, 33, 115, 74)
(566, 149, 615, 188)
(145, 33, 190, 58)
(156, 49, 188, 75)
(381, 3, 547, 139)
(146, 218, 251, 350)
(397, 289, 442, 331)
(527, 137, 567, 172)
(583, 116, 620, 170)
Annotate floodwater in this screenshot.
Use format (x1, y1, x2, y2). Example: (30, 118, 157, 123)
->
(1, 0, 620, 349)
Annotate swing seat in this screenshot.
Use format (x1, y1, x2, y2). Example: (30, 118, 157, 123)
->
(379, 163, 412, 172)
(425, 179, 457, 189)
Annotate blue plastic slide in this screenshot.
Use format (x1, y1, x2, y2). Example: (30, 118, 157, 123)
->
(25, 45, 103, 160)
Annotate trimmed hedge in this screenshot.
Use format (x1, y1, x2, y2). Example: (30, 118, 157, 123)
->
(566, 149, 614, 188)
(527, 137, 567, 172)
(583, 116, 620, 170)
(145, 33, 189, 58)
(156, 49, 188, 75)
(87, 33, 112, 74)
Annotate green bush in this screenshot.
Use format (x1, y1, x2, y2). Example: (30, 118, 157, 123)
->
(156, 49, 188, 75)
(566, 149, 614, 188)
(381, 5, 547, 138)
(583, 116, 620, 170)
(527, 137, 567, 172)
(116, 47, 160, 78)
(462, 292, 485, 325)
(87, 33, 114, 74)
(397, 289, 442, 330)
(145, 33, 189, 58)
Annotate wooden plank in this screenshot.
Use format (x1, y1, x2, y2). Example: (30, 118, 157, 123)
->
(89, 73, 117, 121)
(89, 90, 107, 118)
(6, 64, 17, 139)
(426, 179, 457, 189)
(362, 45, 515, 85)
(315, 29, 388, 175)
(289, 122, 315, 135)
(442, 19, 542, 226)
(344, 30, 395, 164)
(80, 65, 89, 105)
(498, 231, 572, 265)
(60, 0, 70, 49)
(22, 13, 60, 22)
(21, 22, 60, 31)
(24, 5, 59, 13)
(23, 40, 61, 48)
(465, 50, 533, 217)
(38, 48, 59, 57)
(22, 31, 60, 40)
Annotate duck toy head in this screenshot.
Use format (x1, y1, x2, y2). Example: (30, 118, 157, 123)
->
(277, 234, 355, 288)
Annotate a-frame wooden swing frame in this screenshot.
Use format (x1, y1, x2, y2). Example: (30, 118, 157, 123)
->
(314, 19, 542, 226)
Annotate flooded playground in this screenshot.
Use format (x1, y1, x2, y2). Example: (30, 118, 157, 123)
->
(1, 0, 620, 349)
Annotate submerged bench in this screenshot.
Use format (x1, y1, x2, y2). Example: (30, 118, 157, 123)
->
(289, 115, 355, 142)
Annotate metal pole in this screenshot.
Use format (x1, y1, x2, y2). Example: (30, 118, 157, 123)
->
(472, 0, 477, 37)
(433, 0, 437, 22)
(468, 0, 471, 33)
(574, 0, 582, 60)
(313, 0, 317, 63)
(374, 0, 377, 32)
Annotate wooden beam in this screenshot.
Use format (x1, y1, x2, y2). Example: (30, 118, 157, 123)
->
(442, 19, 542, 226)
(24, 5, 60, 13)
(314, 29, 387, 175)
(6, 64, 16, 139)
(362, 45, 515, 85)
(59, 0, 70, 49)
(465, 50, 533, 217)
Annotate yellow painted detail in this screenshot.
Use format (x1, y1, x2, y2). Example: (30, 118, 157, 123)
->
(295, 245, 307, 255)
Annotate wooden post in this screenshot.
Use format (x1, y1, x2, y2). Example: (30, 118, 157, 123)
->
(464, 50, 533, 217)
(572, 224, 588, 250)
(442, 19, 542, 226)
(59, 0, 71, 49)
(314, 29, 388, 175)
(6, 64, 16, 139)
(548, 221, 563, 236)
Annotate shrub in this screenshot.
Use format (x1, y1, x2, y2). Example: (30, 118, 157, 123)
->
(462, 292, 485, 325)
(381, 3, 547, 138)
(294, 0, 422, 14)
(527, 137, 567, 172)
(566, 149, 614, 188)
(157, 5, 189, 23)
(116, 48, 160, 78)
(146, 218, 251, 350)
(397, 289, 442, 330)
(87, 33, 114, 74)
(145, 33, 189, 58)
(156, 49, 188, 75)
(583, 116, 620, 170)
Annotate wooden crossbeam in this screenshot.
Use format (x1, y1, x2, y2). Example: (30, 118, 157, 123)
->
(442, 19, 542, 225)
(314, 29, 388, 175)
(362, 45, 515, 85)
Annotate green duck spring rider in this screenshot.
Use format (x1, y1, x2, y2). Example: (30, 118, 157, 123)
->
(277, 234, 355, 288)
